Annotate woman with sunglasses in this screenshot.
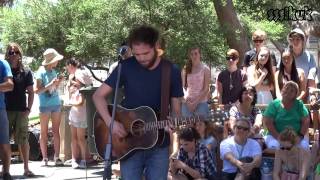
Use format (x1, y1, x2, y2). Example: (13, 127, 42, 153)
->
(181, 47, 211, 117)
(243, 30, 277, 73)
(224, 85, 263, 139)
(216, 49, 247, 105)
(247, 46, 275, 104)
(275, 50, 307, 101)
(34, 48, 64, 166)
(273, 127, 310, 180)
(220, 118, 262, 180)
(4, 43, 35, 177)
(263, 81, 309, 151)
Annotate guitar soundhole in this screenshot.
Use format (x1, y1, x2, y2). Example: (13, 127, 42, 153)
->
(131, 119, 145, 136)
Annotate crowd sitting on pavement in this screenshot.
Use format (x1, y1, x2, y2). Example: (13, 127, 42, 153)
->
(0, 26, 319, 180)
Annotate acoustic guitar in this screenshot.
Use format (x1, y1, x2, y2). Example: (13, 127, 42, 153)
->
(93, 105, 228, 162)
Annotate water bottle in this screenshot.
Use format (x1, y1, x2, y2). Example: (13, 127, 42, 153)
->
(261, 160, 272, 180)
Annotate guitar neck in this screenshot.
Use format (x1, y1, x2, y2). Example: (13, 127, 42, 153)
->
(145, 116, 202, 131)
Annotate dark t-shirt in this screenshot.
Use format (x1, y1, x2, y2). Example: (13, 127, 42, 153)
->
(243, 49, 277, 67)
(105, 57, 184, 147)
(217, 69, 247, 105)
(5, 68, 34, 111)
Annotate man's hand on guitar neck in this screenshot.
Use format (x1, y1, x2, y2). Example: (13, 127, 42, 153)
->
(109, 121, 128, 138)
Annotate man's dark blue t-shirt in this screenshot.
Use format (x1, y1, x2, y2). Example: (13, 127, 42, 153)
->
(105, 56, 184, 113)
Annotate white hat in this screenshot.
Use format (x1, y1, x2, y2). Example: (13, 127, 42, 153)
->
(42, 48, 64, 66)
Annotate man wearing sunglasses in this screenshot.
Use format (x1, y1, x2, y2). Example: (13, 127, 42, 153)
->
(216, 49, 247, 105)
(243, 29, 277, 73)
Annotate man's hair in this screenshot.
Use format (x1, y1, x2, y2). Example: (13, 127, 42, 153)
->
(128, 25, 159, 48)
(252, 29, 267, 40)
(178, 127, 200, 142)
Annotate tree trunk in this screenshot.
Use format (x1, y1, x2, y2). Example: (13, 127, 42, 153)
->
(213, 0, 250, 66)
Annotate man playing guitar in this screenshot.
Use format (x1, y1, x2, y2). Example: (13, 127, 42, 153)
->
(93, 25, 183, 180)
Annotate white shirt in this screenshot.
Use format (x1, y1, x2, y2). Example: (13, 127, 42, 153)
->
(220, 136, 262, 173)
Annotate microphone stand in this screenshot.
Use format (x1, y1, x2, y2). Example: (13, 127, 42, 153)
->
(103, 56, 123, 180)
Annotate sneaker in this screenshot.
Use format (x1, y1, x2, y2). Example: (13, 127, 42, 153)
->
(79, 160, 86, 169)
(71, 159, 79, 169)
(54, 157, 64, 166)
(3, 172, 12, 180)
(41, 158, 49, 166)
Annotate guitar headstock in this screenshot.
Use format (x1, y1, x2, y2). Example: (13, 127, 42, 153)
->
(208, 109, 229, 124)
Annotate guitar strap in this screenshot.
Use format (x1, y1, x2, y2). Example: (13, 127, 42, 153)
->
(160, 59, 171, 121)
(158, 59, 172, 146)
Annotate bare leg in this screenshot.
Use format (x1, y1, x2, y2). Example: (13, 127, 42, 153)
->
(0, 144, 11, 174)
(19, 144, 30, 172)
(39, 113, 50, 160)
(51, 111, 61, 158)
(70, 126, 79, 160)
(76, 128, 87, 161)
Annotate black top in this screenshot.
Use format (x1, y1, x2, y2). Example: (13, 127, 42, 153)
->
(5, 68, 34, 111)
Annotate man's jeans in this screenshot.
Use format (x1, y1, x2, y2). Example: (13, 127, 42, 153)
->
(120, 146, 169, 180)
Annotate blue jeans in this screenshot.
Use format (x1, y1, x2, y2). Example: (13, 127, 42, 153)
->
(182, 102, 209, 118)
(120, 146, 169, 180)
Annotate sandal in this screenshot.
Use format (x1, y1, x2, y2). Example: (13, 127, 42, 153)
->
(23, 170, 35, 177)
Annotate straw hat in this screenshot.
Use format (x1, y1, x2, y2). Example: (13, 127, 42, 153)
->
(42, 48, 64, 66)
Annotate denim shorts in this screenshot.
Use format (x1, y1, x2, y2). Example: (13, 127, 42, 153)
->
(39, 105, 61, 113)
(181, 102, 209, 118)
(0, 109, 10, 144)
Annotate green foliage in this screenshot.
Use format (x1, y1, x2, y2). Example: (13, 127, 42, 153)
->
(0, 0, 228, 71)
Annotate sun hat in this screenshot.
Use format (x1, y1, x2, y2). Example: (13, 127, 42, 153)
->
(42, 48, 64, 66)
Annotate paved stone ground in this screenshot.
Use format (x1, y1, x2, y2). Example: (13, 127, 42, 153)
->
(7, 160, 121, 180)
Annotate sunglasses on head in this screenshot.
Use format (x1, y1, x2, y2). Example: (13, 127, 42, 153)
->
(8, 50, 20, 56)
(280, 146, 293, 151)
(226, 56, 238, 61)
(235, 125, 249, 131)
(253, 39, 264, 43)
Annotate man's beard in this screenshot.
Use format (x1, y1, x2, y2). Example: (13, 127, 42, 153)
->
(145, 49, 158, 69)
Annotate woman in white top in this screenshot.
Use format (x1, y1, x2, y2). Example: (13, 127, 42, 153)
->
(247, 46, 275, 104)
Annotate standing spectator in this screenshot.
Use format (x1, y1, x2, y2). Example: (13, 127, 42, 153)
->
(168, 127, 216, 180)
(217, 49, 247, 105)
(181, 47, 211, 117)
(243, 29, 277, 72)
(263, 81, 309, 150)
(247, 46, 275, 104)
(5, 43, 35, 177)
(220, 119, 262, 180)
(34, 48, 64, 166)
(66, 58, 92, 169)
(275, 50, 307, 101)
(0, 58, 14, 180)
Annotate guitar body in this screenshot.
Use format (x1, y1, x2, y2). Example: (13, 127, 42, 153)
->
(93, 105, 158, 162)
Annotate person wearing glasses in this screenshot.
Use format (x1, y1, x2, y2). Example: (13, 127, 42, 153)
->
(263, 81, 309, 151)
(220, 118, 262, 180)
(168, 127, 216, 180)
(34, 48, 64, 166)
(4, 43, 35, 177)
(216, 49, 247, 105)
(242, 29, 277, 73)
(275, 50, 307, 101)
(273, 127, 310, 180)
(181, 47, 211, 117)
(247, 46, 275, 104)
